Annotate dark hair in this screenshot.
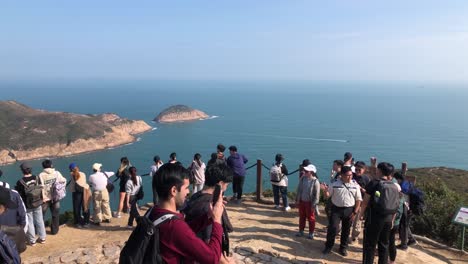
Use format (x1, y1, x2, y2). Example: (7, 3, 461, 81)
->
(210, 152, 217, 161)
(0, 169, 3, 178)
(194, 153, 202, 167)
(341, 166, 353, 175)
(153, 155, 161, 163)
(170, 152, 177, 160)
(129, 166, 137, 185)
(393, 171, 404, 181)
(153, 163, 189, 201)
(205, 163, 234, 187)
(333, 160, 344, 167)
(355, 161, 366, 168)
(344, 152, 353, 162)
(20, 167, 32, 175)
(377, 162, 394, 176)
(228, 145, 237, 152)
(275, 153, 284, 163)
(217, 144, 225, 153)
(42, 159, 52, 169)
(120, 157, 130, 165)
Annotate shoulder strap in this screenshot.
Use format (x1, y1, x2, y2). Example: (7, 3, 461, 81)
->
(153, 214, 176, 226)
(103, 171, 110, 179)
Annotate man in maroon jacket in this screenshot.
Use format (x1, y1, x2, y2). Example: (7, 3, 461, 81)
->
(152, 163, 224, 264)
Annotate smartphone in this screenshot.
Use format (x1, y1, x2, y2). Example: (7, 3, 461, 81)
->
(212, 184, 221, 206)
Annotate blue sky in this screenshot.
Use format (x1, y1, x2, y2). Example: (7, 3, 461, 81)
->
(1, 1, 468, 82)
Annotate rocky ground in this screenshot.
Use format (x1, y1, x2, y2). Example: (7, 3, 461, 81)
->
(22, 196, 467, 264)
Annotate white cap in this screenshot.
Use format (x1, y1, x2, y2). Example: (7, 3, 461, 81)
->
(92, 163, 102, 171)
(303, 164, 317, 173)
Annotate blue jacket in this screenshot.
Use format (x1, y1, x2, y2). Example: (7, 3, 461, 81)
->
(227, 153, 248, 177)
(0, 190, 26, 228)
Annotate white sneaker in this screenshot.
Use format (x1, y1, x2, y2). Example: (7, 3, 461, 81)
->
(285, 206, 291, 211)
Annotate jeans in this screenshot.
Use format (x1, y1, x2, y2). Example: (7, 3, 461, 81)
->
(298, 200, 316, 234)
(26, 206, 46, 243)
(363, 216, 392, 264)
(72, 191, 90, 225)
(127, 195, 139, 226)
(272, 185, 289, 207)
(325, 205, 353, 250)
(42, 200, 60, 235)
(232, 176, 245, 200)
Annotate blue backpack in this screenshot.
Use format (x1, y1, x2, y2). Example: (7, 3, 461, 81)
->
(0, 230, 21, 264)
(408, 184, 426, 216)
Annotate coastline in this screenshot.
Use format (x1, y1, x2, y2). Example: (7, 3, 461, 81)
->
(0, 121, 152, 166)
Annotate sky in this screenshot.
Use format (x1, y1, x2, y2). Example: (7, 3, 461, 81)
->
(1, 1, 468, 82)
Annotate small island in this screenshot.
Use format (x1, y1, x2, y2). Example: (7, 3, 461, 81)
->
(154, 105, 209, 123)
(0, 101, 152, 165)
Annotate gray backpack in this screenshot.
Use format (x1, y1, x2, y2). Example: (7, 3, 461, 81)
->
(373, 180, 400, 215)
(270, 164, 283, 183)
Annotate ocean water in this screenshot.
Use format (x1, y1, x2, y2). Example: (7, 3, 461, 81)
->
(1, 80, 467, 211)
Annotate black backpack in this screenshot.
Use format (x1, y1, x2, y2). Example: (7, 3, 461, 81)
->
(408, 185, 426, 216)
(0, 230, 20, 264)
(119, 208, 177, 264)
(20, 176, 43, 209)
(373, 180, 400, 215)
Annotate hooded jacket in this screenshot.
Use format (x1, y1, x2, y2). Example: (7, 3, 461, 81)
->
(38, 168, 67, 202)
(227, 153, 248, 177)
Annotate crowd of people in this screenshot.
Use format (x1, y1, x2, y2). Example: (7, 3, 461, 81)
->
(0, 145, 420, 264)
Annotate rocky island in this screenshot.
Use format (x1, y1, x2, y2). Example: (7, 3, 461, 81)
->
(154, 105, 209, 123)
(0, 101, 152, 165)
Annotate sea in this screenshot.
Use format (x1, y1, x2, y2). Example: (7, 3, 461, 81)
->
(1, 80, 467, 212)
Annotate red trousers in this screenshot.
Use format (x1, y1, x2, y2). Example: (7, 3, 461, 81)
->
(299, 200, 316, 233)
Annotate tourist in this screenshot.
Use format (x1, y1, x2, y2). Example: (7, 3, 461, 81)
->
(216, 144, 227, 165)
(115, 157, 131, 218)
(397, 174, 417, 250)
(389, 172, 405, 264)
(182, 163, 234, 262)
(350, 161, 371, 242)
(189, 153, 206, 193)
(295, 164, 320, 239)
(152, 163, 224, 263)
(298, 159, 311, 179)
(68, 163, 90, 228)
(360, 162, 400, 264)
(38, 159, 67, 235)
(322, 166, 362, 256)
(343, 152, 355, 173)
(226, 145, 248, 203)
(270, 154, 290, 211)
(150, 155, 163, 205)
(125, 166, 142, 228)
(207, 153, 218, 169)
(168, 152, 181, 165)
(15, 162, 45, 246)
(89, 163, 115, 226)
(0, 186, 21, 263)
(149, 155, 164, 177)
(330, 159, 344, 183)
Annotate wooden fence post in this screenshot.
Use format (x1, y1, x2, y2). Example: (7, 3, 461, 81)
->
(256, 159, 262, 202)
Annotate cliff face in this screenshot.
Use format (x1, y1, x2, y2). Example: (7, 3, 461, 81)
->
(154, 105, 209, 123)
(0, 101, 152, 164)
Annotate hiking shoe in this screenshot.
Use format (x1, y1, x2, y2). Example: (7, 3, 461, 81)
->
(307, 233, 314, 239)
(28, 241, 36, 247)
(274, 205, 280, 209)
(284, 206, 291, 212)
(322, 247, 332, 255)
(295, 231, 304, 237)
(103, 219, 111, 223)
(126, 225, 133, 229)
(339, 248, 348, 256)
(396, 244, 408, 251)
(92, 222, 101, 226)
(36, 238, 46, 244)
(82, 223, 90, 228)
(75, 224, 83, 229)
(408, 239, 418, 246)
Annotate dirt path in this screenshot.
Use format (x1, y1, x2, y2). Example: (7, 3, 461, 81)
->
(22, 196, 467, 263)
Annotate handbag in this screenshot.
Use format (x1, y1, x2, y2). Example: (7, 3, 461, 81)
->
(103, 172, 115, 193)
(136, 176, 144, 200)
